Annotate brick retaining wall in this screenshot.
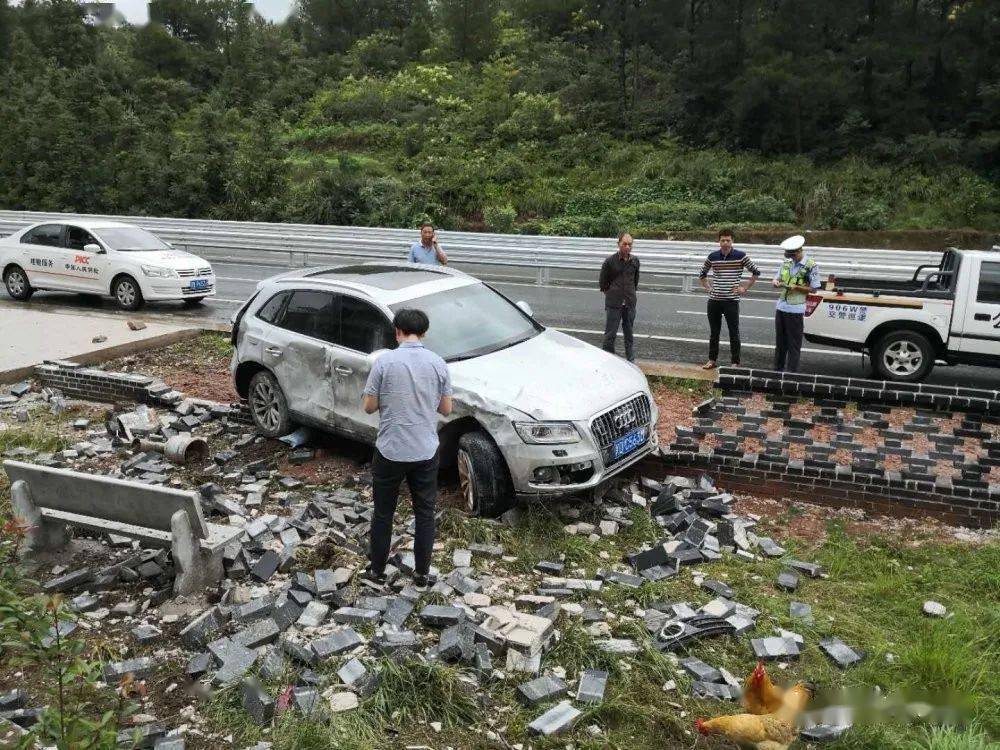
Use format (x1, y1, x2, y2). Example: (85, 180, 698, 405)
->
(662, 367, 1000, 529)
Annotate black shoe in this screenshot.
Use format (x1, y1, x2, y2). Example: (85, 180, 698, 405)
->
(361, 567, 386, 586)
(413, 572, 437, 590)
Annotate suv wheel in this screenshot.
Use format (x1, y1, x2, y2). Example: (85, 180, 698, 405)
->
(457, 431, 512, 517)
(4, 265, 33, 300)
(873, 330, 935, 382)
(248, 370, 292, 437)
(112, 275, 143, 311)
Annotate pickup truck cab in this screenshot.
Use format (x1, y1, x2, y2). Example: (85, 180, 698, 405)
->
(804, 248, 1000, 382)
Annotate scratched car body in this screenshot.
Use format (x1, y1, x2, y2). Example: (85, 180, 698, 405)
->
(230, 263, 658, 516)
(0, 220, 215, 310)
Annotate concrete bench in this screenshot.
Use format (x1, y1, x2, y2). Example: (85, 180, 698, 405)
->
(4, 460, 241, 596)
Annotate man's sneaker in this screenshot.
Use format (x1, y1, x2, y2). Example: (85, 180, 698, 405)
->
(361, 571, 385, 586)
(413, 573, 437, 590)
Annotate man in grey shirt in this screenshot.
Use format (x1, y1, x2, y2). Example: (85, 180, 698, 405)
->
(362, 308, 452, 587)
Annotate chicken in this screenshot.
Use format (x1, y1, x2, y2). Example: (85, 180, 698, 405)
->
(742, 662, 785, 715)
(696, 682, 815, 750)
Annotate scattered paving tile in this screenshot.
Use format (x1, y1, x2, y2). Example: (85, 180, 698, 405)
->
(242, 679, 275, 726)
(310, 628, 364, 660)
(104, 657, 157, 682)
(751, 637, 800, 661)
(576, 670, 608, 705)
(180, 608, 225, 650)
(296, 601, 330, 628)
(790, 601, 814, 624)
(692, 681, 742, 700)
(232, 618, 280, 648)
(331, 607, 380, 626)
(699, 579, 735, 599)
(800, 724, 851, 742)
(756, 537, 786, 557)
(517, 675, 568, 706)
(528, 700, 580, 736)
(679, 657, 723, 683)
(819, 637, 865, 668)
(418, 604, 464, 627)
(786, 559, 825, 578)
(776, 570, 800, 592)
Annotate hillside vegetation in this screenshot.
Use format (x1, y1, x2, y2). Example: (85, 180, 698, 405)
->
(0, 0, 997, 236)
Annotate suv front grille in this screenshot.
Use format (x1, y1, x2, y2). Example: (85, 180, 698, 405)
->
(177, 267, 212, 277)
(591, 394, 652, 465)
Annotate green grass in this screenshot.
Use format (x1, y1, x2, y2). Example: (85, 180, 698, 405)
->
(0, 428, 71, 454)
(649, 376, 717, 399)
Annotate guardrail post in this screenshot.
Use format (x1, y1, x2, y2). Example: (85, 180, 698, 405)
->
(536, 266, 551, 286)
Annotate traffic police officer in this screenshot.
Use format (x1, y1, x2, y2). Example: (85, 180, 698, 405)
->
(771, 235, 820, 372)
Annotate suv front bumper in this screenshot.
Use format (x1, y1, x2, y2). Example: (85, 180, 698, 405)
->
(495, 396, 660, 498)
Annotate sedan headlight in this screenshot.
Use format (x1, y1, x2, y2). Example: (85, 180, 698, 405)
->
(141, 265, 178, 278)
(514, 421, 580, 444)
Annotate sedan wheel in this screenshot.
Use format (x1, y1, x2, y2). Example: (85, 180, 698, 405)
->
(4, 266, 33, 300)
(248, 370, 291, 438)
(113, 276, 143, 311)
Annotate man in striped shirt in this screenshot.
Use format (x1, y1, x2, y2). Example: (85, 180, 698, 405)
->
(698, 228, 760, 369)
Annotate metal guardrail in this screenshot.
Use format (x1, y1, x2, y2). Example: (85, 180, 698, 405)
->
(0, 210, 940, 291)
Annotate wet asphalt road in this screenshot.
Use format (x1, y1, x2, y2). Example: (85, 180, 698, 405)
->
(5, 259, 998, 389)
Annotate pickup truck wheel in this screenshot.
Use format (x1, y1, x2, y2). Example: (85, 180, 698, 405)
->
(873, 330, 935, 382)
(4, 265, 33, 300)
(248, 370, 292, 437)
(457, 431, 512, 518)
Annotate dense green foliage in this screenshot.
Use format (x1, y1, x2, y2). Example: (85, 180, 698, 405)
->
(0, 0, 997, 234)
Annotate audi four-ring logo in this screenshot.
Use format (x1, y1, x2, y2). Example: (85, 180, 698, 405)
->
(613, 407, 636, 430)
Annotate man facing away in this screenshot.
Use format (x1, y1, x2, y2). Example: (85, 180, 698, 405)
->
(772, 234, 820, 373)
(362, 309, 452, 588)
(599, 232, 640, 362)
(408, 222, 448, 265)
(699, 228, 760, 369)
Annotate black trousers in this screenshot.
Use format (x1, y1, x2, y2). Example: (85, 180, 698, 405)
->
(369, 449, 438, 576)
(774, 310, 804, 372)
(707, 298, 741, 363)
(603, 304, 636, 361)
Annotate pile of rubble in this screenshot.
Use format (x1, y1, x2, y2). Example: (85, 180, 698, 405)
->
(1, 381, 864, 747)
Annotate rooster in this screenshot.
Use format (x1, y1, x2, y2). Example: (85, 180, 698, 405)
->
(742, 662, 785, 715)
(696, 682, 815, 750)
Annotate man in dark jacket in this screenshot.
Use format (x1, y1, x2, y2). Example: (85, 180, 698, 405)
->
(599, 232, 640, 362)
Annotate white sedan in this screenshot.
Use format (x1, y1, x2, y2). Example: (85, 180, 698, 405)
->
(0, 220, 216, 310)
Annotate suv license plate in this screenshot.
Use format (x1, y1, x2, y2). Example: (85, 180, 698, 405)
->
(611, 426, 647, 461)
(189, 279, 209, 291)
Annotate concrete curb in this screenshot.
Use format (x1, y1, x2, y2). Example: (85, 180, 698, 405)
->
(1, 328, 203, 385)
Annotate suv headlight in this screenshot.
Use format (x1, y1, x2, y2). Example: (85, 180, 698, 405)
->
(514, 421, 580, 444)
(141, 265, 178, 278)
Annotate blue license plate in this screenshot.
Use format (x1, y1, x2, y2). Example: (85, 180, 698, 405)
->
(611, 426, 647, 461)
(189, 279, 209, 291)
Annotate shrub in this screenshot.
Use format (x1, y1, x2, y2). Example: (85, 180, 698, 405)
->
(483, 203, 516, 233)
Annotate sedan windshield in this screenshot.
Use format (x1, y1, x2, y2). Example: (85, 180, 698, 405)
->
(95, 227, 171, 252)
(391, 284, 542, 362)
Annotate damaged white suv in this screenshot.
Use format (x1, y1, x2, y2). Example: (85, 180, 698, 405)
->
(230, 264, 658, 516)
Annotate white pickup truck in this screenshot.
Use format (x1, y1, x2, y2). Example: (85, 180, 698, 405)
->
(804, 248, 1000, 382)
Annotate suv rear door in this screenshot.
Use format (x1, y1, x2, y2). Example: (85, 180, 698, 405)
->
(952, 256, 1000, 359)
(258, 288, 343, 428)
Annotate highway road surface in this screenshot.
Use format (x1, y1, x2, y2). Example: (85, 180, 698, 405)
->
(6, 259, 1000, 389)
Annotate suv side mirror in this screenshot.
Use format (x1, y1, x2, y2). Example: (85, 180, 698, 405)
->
(516, 300, 533, 317)
(84, 243, 105, 254)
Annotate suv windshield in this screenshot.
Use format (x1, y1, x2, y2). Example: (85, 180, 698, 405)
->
(392, 284, 542, 362)
(95, 227, 171, 252)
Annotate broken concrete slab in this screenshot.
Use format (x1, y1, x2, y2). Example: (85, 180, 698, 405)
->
(790, 601, 814, 624)
(418, 604, 464, 627)
(310, 628, 364, 660)
(679, 657, 723, 683)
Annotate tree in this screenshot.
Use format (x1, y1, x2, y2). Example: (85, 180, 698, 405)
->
(437, 0, 499, 63)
